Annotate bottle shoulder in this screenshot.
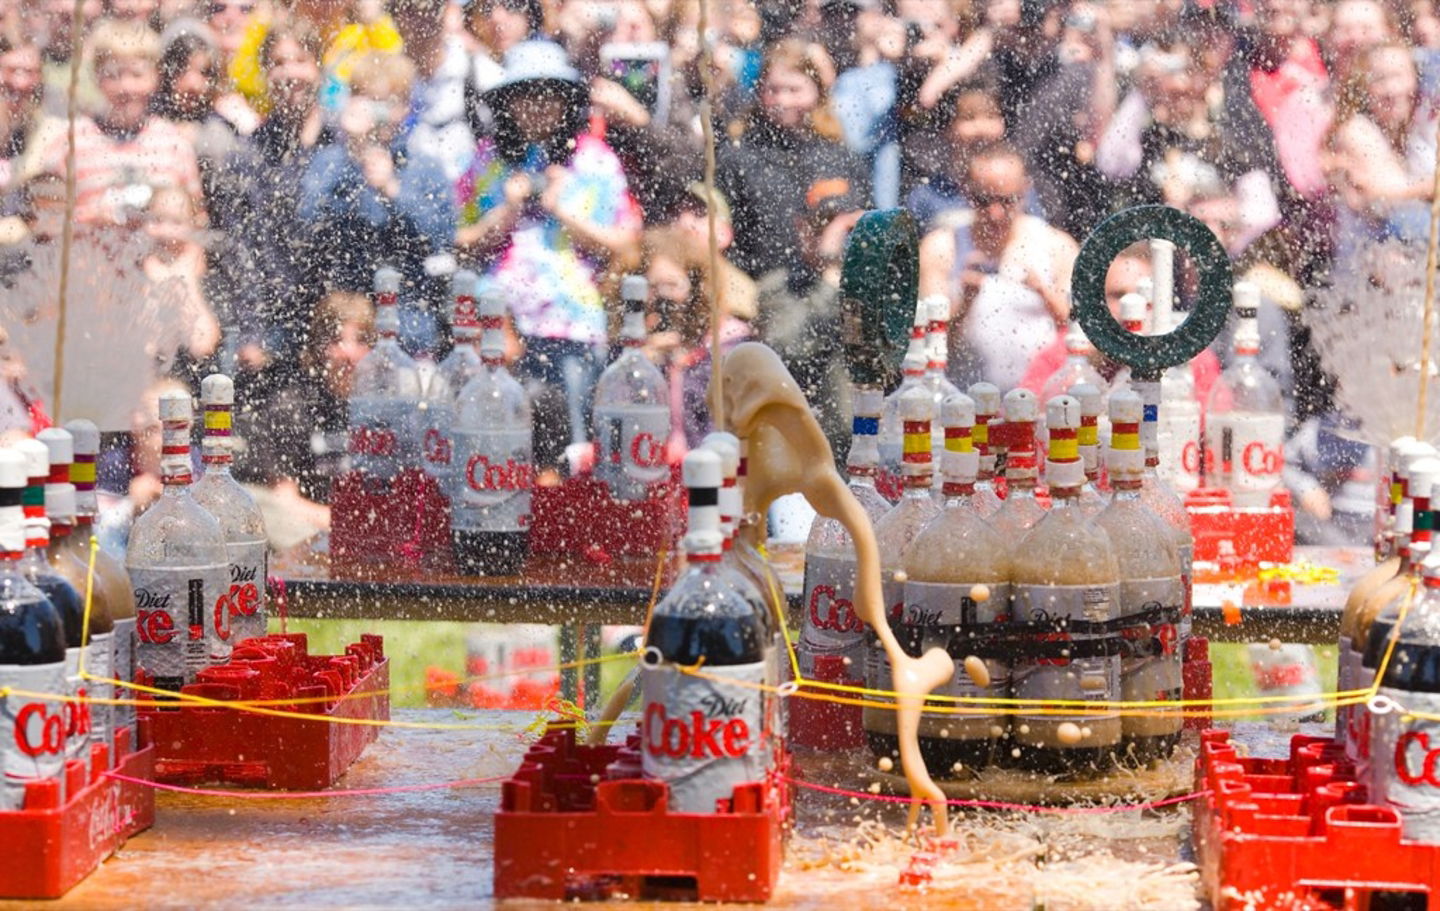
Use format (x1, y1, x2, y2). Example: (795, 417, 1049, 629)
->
(127, 491, 230, 564)
(1093, 500, 1181, 577)
(905, 509, 1011, 581)
(191, 473, 268, 540)
(1012, 508, 1119, 584)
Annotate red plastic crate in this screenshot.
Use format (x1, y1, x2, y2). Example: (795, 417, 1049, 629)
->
(0, 722, 155, 899)
(330, 469, 453, 579)
(1186, 486, 1295, 566)
(530, 475, 684, 558)
(138, 633, 389, 790)
(1195, 729, 1440, 910)
(494, 725, 788, 902)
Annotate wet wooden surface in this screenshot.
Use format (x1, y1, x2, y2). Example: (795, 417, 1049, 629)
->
(7, 713, 1314, 909)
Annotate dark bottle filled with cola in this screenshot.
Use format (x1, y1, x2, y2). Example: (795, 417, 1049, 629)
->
(0, 448, 66, 810)
(641, 448, 770, 813)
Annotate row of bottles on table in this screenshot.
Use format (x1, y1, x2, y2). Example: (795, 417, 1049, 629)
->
(352, 268, 676, 576)
(804, 373, 1195, 776)
(0, 420, 143, 809)
(874, 280, 1285, 508)
(1336, 441, 1440, 844)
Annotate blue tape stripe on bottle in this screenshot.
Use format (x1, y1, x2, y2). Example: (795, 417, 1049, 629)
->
(853, 416, 880, 436)
(1143, 404, 1159, 422)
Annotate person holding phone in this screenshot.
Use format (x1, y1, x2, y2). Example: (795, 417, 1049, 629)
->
(455, 39, 642, 468)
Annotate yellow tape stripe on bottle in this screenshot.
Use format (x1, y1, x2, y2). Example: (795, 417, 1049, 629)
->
(204, 409, 232, 431)
(944, 430, 973, 453)
(1077, 420, 1099, 447)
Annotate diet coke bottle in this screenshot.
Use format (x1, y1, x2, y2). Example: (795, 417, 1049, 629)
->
(347, 266, 424, 485)
(1204, 282, 1285, 507)
(191, 375, 269, 648)
(641, 448, 770, 813)
(125, 390, 230, 691)
(0, 448, 66, 809)
(451, 287, 533, 575)
(594, 275, 670, 501)
(420, 269, 482, 484)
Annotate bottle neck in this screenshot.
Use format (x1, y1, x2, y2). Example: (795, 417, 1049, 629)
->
(201, 400, 233, 467)
(1050, 485, 1080, 504)
(162, 414, 194, 486)
(620, 309, 646, 345)
(902, 416, 933, 488)
(941, 482, 975, 503)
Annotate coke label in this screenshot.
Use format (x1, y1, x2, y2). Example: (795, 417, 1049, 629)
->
(347, 397, 420, 481)
(1157, 402, 1201, 493)
(131, 565, 228, 690)
(0, 661, 66, 809)
(595, 404, 669, 499)
(903, 579, 1013, 726)
(1012, 583, 1121, 724)
(85, 631, 114, 766)
(640, 661, 767, 813)
(452, 428, 532, 533)
(1116, 576, 1184, 715)
(1209, 412, 1284, 500)
(111, 617, 136, 734)
(1371, 688, 1440, 842)
(798, 554, 868, 676)
(220, 542, 268, 648)
(62, 645, 90, 764)
(421, 404, 457, 481)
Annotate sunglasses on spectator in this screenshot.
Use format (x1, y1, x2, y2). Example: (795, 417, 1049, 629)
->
(209, 2, 255, 15)
(971, 192, 1022, 208)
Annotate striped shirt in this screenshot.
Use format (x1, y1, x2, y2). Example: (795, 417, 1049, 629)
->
(32, 115, 201, 225)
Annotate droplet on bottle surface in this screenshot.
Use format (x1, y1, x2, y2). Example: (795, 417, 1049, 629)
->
(964, 655, 990, 688)
(1057, 722, 1083, 745)
(969, 583, 990, 603)
(892, 570, 908, 584)
(877, 756, 894, 772)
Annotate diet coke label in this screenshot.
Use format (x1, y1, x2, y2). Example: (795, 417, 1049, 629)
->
(1116, 576, 1184, 716)
(641, 660, 767, 813)
(799, 554, 868, 676)
(595, 404, 670, 499)
(111, 617, 135, 733)
(131, 565, 228, 690)
(903, 579, 1013, 726)
(0, 661, 66, 810)
(347, 397, 420, 481)
(1012, 583, 1121, 724)
(1371, 688, 1440, 842)
(421, 403, 457, 481)
(452, 428, 532, 533)
(1209, 412, 1285, 503)
(85, 632, 113, 767)
(63, 646, 90, 764)
(217, 543, 267, 649)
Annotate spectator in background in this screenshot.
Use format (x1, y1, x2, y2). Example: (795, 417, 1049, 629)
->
(37, 0, 103, 117)
(718, 38, 867, 278)
(919, 142, 1077, 389)
(152, 28, 247, 210)
(905, 86, 1015, 231)
(456, 39, 641, 468)
(0, 39, 44, 176)
(755, 177, 864, 457)
(30, 20, 201, 227)
(392, 0, 477, 180)
(144, 185, 218, 368)
(1284, 413, 1376, 544)
(300, 50, 454, 354)
(652, 182, 757, 324)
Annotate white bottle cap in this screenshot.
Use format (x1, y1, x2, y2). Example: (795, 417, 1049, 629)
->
(941, 391, 975, 429)
(701, 432, 741, 538)
(0, 449, 24, 553)
(681, 447, 724, 555)
(14, 437, 48, 482)
(621, 274, 648, 305)
(968, 382, 1000, 417)
(479, 289, 505, 319)
(1410, 457, 1440, 501)
(452, 268, 478, 300)
(64, 419, 99, 458)
(1044, 395, 1083, 488)
(854, 386, 882, 418)
(900, 384, 934, 423)
(1119, 292, 1148, 325)
(201, 373, 234, 407)
(1106, 388, 1145, 476)
(940, 393, 978, 484)
(922, 295, 948, 324)
(374, 266, 401, 295)
(1001, 387, 1037, 423)
(36, 427, 73, 466)
(1069, 382, 1102, 418)
(1233, 280, 1260, 316)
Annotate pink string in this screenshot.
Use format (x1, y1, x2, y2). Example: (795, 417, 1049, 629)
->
(785, 776, 1212, 815)
(104, 770, 508, 800)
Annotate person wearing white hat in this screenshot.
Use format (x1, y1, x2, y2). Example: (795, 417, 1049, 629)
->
(456, 38, 642, 468)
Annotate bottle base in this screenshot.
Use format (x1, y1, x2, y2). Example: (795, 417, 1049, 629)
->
(452, 530, 529, 576)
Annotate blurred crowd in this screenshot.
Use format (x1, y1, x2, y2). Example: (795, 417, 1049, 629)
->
(0, 0, 1420, 543)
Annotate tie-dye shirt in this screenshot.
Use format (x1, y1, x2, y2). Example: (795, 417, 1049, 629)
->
(457, 134, 641, 344)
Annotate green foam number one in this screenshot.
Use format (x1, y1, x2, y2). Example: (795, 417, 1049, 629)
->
(1071, 205, 1233, 381)
(840, 209, 919, 389)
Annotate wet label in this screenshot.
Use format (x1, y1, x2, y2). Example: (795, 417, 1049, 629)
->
(63, 647, 90, 763)
(420, 402, 457, 481)
(799, 554, 867, 677)
(452, 428, 532, 532)
(219, 541, 267, 649)
(1179, 542, 1194, 636)
(864, 578, 909, 700)
(1012, 583, 1120, 723)
(594, 404, 670, 499)
(131, 565, 228, 689)
(903, 580, 1013, 720)
(1208, 412, 1284, 498)
(1116, 577, 1183, 719)
(1371, 688, 1440, 841)
(0, 661, 66, 810)
(347, 397, 420, 481)
(641, 661, 767, 813)
(111, 617, 135, 732)
(85, 632, 113, 765)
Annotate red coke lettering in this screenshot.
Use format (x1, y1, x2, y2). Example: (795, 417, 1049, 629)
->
(1396, 730, 1440, 787)
(465, 455, 534, 492)
(1241, 442, 1282, 477)
(808, 585, 864, 633)
(423, 428, 453, 466)
(643, 703, 752, 760)
(630, 432, 665, 468)
(65, 687, 91, 738)
(15, 703, 65, 757)
(349, 426, 397, 457)
(136, 609, 176, 645)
